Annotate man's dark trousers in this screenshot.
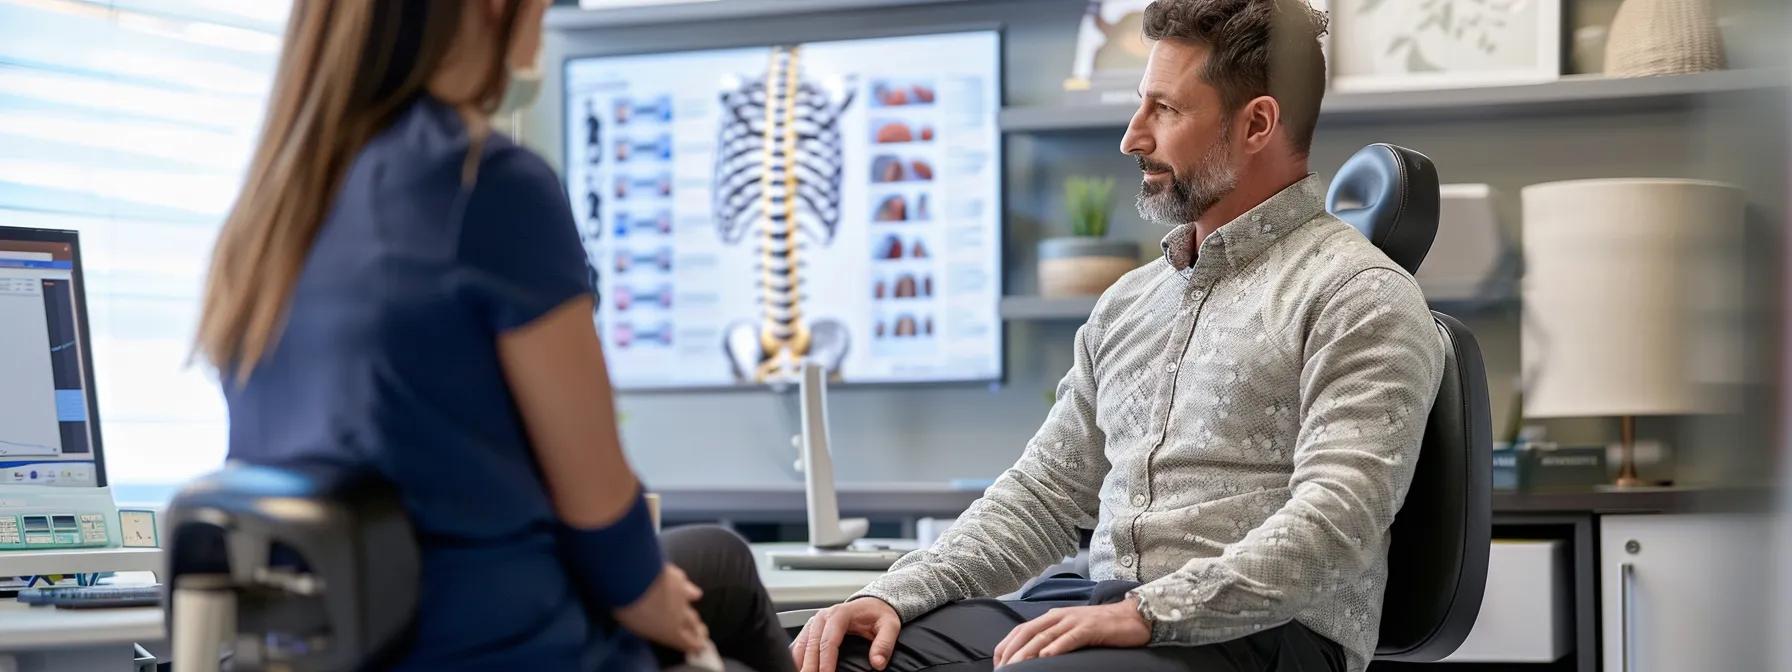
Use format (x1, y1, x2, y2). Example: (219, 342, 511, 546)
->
(832, 577, 1347, 672)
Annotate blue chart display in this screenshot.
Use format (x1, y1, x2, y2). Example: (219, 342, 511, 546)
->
(564, 31, 1003, 390)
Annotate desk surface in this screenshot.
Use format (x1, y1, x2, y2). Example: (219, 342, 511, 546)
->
(0, 544, 867, 655)
(0, 547, 854, 653)
(753, 543, 885, 609)
(1488, 486, 1775, 514)
(0, 547, 163, 579)
(0, 600, 162, 650)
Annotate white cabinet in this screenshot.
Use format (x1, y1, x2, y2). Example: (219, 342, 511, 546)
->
(1443, 540, 1571, 662)
(1599, 514, 1771, 672)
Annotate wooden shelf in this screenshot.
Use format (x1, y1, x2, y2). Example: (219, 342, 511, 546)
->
(1001, 69, 1790, 133)
(546, 0, 968, 30)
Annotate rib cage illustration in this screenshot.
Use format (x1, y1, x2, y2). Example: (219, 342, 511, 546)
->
(714, 46, 856, 384)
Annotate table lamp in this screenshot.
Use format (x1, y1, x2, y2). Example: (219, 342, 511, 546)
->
(1521, 178, 1742, 488)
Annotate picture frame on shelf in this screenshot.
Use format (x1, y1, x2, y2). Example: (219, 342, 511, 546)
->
(1330, 0, 1562, 93)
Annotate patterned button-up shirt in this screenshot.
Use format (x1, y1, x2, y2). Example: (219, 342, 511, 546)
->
(855, 175, 1445, 672)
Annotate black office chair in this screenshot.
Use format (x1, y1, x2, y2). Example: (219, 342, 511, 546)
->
(1328, 143, 1493, 662)
(164, 464, 419, 671)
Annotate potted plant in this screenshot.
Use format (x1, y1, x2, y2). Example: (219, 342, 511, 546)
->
(1038, 176, 1138, 297)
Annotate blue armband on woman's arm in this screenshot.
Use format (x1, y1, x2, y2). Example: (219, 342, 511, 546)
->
(558, 488, 664, 608)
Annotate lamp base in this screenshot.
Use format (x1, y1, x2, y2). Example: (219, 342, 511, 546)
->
(1612, 415, 1644, 489)
(1611, 474, 1647, 489)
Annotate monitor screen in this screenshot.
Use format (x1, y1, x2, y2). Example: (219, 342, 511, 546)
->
(0, 227, 103, 487)
(564, 30, 1003, 390)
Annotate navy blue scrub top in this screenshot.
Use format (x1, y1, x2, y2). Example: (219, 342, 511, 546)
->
(223, 96, 651, 671)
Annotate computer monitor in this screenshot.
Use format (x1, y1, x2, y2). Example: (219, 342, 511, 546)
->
(563, 29, 1004, 390)
(0, 226, 122, 552)
(0, 226, 105, 489)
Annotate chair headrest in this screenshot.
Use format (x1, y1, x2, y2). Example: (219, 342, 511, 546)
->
(1326, 143, 1440, 275)
(164, 464, 419, 669)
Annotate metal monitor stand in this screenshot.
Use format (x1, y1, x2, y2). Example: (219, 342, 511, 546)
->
(798, 361, 867, 550)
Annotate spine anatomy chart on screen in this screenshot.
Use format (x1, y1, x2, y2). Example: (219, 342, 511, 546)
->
(566, 31, 1002, 390)
(714, 45, 855, 383)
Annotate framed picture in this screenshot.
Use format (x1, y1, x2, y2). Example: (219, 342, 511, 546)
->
(1330, 0, 1561, 92)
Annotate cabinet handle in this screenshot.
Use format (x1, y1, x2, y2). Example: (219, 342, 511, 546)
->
(1620, 562, 1636, 672)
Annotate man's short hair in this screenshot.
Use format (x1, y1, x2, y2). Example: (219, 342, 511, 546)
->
(1143, 0, 1329, 156)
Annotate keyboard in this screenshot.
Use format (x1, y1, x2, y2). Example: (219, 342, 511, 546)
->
(16, 584, 162, 608)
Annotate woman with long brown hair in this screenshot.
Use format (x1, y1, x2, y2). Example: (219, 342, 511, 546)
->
(195, 2, 790, 669)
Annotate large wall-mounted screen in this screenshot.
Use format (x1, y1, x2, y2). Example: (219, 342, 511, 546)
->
(564, 30, 1002, 390)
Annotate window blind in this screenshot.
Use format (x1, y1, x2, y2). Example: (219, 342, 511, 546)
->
(0, 0, 288, 499)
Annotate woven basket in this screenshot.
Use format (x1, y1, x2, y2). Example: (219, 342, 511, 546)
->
(1604, 0, 1726, 77)
(1037, 237, 1138, 298)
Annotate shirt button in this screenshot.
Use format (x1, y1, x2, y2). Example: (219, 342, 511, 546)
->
(1120, 554, 1136, 568)
(1132, 493, 1147, 507)
(1165, 362, 1178, 373)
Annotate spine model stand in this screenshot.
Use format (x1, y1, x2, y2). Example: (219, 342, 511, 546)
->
(714, 45, 856, 384)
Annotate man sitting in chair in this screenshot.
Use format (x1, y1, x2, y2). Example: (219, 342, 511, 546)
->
(790, 2, 1444, 671)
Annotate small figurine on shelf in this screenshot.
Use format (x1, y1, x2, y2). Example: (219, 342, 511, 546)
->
(1065, 0, 1154, 100)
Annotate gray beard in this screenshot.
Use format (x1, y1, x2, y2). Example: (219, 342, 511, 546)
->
(1136, 138, 1239, 227)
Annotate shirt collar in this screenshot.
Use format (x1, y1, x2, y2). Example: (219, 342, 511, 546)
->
(1158, 174, 1326, 275)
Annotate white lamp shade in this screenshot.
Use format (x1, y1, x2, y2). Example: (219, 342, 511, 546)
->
(1521, 178, 1743, 418)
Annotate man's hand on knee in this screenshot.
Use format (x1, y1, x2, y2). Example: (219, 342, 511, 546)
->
(992, 597, 1151, 668)
(790, 597, 901, 672)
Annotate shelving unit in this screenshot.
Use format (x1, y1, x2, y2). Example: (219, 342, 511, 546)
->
(1001, 69, 1789, 133)
(545, 0, 969, 30)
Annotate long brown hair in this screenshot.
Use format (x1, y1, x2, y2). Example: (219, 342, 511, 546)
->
(196, 0, 520, 378)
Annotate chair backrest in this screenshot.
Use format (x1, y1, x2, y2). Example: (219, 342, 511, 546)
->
(165, 464, 419, 671)
(1326, 144, 1493, 662)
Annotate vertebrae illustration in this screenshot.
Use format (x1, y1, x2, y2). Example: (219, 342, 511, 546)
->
(714, 46, 855, 384)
